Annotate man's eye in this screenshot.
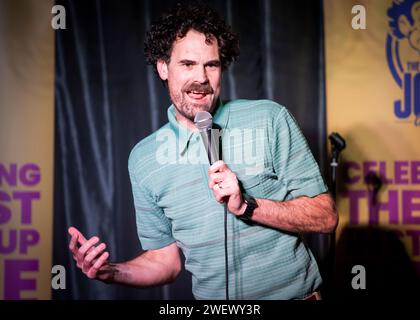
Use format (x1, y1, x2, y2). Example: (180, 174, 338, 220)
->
(206, 63, 220, 69)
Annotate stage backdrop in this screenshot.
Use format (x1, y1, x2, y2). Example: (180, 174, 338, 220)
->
(325, 0, 420, 295)
(0, 0, 55, 299)
(53, 0, 328, 299)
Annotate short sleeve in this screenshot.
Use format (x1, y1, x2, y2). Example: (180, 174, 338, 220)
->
(128, 151, 175, 250)
(270, 107, 327, 199)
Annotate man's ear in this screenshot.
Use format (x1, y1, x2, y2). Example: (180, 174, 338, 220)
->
(157, 59, 169, 81)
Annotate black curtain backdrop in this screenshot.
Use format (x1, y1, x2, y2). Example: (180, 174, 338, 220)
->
(53, 0, 328, 299)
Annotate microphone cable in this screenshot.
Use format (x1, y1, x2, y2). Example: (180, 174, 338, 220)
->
(223, 202, 229, 300)
(193, 111, 229, 300)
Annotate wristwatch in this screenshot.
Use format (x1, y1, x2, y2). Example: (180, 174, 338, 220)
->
(238, 194, 258, 221)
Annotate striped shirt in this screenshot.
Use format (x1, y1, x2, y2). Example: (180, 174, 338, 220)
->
(128, 99, 327, 299)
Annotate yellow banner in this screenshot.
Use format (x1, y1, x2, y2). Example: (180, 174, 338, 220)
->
(325, 0, 420, 270)
(0, 0, 54, 299)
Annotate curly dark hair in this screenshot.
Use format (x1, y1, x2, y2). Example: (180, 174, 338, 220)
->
(144, 2, 240, 74)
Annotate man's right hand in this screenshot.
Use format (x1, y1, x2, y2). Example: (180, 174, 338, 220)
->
(68, 227, 182, 288)
(68, 227, 113, 281)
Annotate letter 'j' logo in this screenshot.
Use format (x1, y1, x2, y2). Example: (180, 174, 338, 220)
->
(386, 0, 420, 126)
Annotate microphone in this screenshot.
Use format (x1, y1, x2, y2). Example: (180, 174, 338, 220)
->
(194, 111, 219, 164)
(328, 132, 346, 153)
(194, 110, 228, 300)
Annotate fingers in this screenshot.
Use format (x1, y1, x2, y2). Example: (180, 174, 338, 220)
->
(208, 166, 236, 188)
(68, 226, 87, 244)
(86, 252, 110, 279)
(208, 172, 224, 189)
(68, 226, 79, 237)
(77, 236, 99, 259)
(69, 232, 79, 255)
(76, 236, 100, 268)
(207, 161, 241, 205)
(69, 229, 90, 256)
(213, 181, 238, 201)
(68, 227, 110, 280)
(208, 160, 228, 174)
(82, 243, 107, 273)
(209, 171, 238, 191)
(213, 184, 226, 203)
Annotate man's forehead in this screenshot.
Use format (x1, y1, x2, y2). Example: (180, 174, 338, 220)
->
(171, 30, 219, 57)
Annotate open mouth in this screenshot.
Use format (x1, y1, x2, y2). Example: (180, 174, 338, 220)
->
(186, 91, 210, 100)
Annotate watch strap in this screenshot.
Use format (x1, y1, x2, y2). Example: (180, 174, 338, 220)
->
(238, 194, 257, 221)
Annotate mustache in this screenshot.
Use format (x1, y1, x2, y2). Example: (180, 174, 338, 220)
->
(183, 83, 214, 94)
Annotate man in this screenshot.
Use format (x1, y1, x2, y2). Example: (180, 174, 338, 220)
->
(68, 3, 337, 300)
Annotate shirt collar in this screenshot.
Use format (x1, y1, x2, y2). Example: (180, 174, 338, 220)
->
(167, 99, 230, 156)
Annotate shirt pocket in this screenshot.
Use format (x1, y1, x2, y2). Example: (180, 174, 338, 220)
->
(258, 173, 288, 201)
(239, 173, 289, 201)
(238, 174, 263, 198)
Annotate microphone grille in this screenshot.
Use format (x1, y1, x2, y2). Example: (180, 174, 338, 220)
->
(194, 111, 213, 131)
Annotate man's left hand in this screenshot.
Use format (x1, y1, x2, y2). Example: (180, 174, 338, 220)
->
(208, 160, 246, 216)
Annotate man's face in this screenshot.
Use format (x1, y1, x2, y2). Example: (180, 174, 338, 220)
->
(157, 30, 222, 122)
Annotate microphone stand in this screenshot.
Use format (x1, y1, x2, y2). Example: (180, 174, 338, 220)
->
(325, 132, 346, 299)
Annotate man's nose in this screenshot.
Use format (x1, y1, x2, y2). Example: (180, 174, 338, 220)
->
(194, 65, 209, 83)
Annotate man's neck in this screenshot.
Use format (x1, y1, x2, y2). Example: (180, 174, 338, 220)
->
(174, 101, 220, 132)
(175, 113, 198, 132)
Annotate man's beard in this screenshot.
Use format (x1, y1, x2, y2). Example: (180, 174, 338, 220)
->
(170, 82, 217, 121)
(171, 93, 214, 121)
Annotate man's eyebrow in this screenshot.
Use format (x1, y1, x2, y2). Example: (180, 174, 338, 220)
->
(177, 59, 221, 66)
(178, 59, 197, 65)
(204, 60, 221, 66)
